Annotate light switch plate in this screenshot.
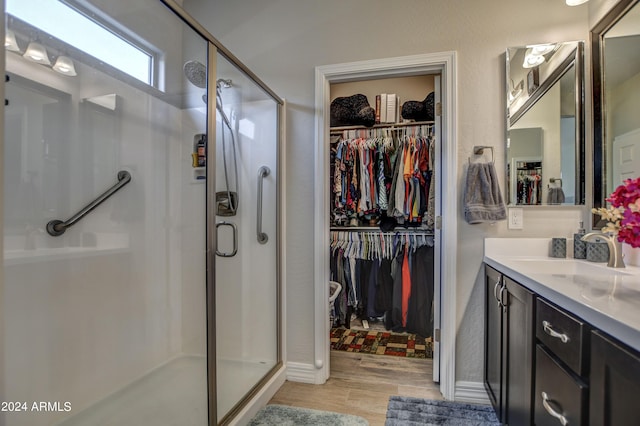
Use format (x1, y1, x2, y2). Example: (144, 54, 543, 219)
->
(508, 207, 523, 229)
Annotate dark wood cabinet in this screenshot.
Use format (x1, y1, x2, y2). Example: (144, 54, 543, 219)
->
(485, 262, 640, 425)
(590, 330, 640, 426)
(503, 275, 535, 426)
(484, 266, 534, 425)
(484, 265, 504, 419)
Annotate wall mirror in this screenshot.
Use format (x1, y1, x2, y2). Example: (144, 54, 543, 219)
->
(592, 0, 640, 227)
(505, 41, 585, 206)
(3, 73, 72, 236)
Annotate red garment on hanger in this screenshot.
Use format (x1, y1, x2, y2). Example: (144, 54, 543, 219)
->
(402, 244, 411, 326)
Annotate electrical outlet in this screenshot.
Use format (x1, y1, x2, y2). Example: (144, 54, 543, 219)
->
(508, 208, 523, 229)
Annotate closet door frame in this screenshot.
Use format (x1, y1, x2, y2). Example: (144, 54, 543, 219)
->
(313, 52, 458, 401)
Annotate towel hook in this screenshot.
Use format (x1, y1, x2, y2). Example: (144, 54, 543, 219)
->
(549, 177, 562, 187)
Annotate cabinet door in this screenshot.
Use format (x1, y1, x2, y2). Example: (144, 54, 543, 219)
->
(590, 331, 640, 426)
(504, 276, 535, 426)
(484, 265, 504, 421)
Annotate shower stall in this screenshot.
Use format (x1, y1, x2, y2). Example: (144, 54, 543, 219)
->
(1, 0, 283, 425)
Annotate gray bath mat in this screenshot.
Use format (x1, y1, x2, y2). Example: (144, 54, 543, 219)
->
(249, 404, 369, 425)
(386, 396, 500, 425)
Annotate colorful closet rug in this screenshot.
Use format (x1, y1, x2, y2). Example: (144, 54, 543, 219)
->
(330, 327, 433, 358)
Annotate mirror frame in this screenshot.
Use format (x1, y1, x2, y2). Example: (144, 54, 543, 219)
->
(506, 42, 585, 206)
(591, 0, 640, 228)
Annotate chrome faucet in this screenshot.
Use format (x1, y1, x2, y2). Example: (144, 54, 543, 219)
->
(581, 232, 626, 268)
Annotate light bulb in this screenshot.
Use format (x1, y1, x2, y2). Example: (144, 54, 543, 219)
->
(566, 0, 588, 6)
(529, 44, 555, 56)
(5, 29, 20, 52)
(53, 56, 77, 76)
(523, 49, 545, 69)
(23, 41, 51, 65)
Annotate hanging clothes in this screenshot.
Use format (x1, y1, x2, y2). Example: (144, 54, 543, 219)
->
(329, 231, 434, 338)
(330, 125, 435, 229)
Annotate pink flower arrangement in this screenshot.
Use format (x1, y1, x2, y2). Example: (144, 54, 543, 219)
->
(592, 177, 640, 248)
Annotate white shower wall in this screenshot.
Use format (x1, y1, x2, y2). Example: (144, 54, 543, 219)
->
(3, 54, 207, 426)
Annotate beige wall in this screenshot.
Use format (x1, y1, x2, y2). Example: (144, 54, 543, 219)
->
(182, 0, 595, 385)
(331, 75, 435, 108)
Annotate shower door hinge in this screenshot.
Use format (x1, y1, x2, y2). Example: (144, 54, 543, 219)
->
(435, 102, 442, 117)
(435, 216, 442, 230)
(434, 328, 441, 342)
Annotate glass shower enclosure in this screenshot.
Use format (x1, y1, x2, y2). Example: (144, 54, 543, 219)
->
(2, 0, 282, 425)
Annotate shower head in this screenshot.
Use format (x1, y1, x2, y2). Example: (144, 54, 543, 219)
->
(183, 60, 207, 88)
(217, 78, 232, 89)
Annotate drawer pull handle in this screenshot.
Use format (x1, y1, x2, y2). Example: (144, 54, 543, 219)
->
(541, 391, 569, 426)
(542, 320, 570, 343)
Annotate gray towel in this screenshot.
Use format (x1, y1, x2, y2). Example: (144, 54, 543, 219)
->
(464, 162, 507, 224)
(547, 187, 565, 204)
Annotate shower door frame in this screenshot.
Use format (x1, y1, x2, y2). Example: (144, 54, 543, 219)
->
(162, 1, 285, 423)
(162, 3, 287, 423)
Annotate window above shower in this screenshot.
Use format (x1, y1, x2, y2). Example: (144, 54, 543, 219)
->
(6, 0, 157, 86)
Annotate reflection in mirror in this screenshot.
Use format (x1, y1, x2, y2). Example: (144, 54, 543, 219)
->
(505, 41, 585, 206)
(592, 0, 640, 227)
(3, 73, 71, 238)
(81, 94, 121, 201)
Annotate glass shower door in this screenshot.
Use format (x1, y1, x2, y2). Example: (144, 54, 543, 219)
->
(212, 52, 281, 422)
(3, 1, 210, 425)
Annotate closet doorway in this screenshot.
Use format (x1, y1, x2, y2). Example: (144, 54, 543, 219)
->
(314, 53, 458, 400)
(329, 74, 438, 361)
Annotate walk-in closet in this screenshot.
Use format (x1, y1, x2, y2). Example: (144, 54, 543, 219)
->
(327, 75, 441, 371)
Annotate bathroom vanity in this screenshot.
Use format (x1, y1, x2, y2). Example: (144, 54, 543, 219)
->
(483, 238, 640, 426)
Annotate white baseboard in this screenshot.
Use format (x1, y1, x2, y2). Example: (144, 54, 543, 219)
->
(454, 381, 491, 405)
(286, 361, 325, 384)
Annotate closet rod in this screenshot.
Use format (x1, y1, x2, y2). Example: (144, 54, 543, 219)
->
(330, 226, 433, 231)
(330, 230, 435, 236)
(330, 120, 434, 132)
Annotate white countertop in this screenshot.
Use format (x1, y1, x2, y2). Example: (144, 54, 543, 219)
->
(484, 238, 640, 353)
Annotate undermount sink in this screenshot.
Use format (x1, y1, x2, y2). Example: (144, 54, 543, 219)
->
(505, 258, 631, 276)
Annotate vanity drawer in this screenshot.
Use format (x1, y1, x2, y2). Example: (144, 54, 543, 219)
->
(536, 298, 588, 375)
(534, 344, 588, 426)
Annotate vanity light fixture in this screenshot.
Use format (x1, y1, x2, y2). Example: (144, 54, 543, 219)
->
(23, 41, 51, 65)
(566, 0, 588, 6)
(52, 56, 77, 76)
(523, 49, 545, 68)
(4, 29, 20, 52)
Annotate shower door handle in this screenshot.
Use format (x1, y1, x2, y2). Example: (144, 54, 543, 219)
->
(216, 222, 238, 257)
(257, 166, 271, 244)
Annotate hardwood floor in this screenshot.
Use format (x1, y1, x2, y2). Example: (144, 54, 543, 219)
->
(269, 350, 442, 426)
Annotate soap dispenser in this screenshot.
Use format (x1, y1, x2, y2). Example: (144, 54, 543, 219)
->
(574, 221, 587, 259)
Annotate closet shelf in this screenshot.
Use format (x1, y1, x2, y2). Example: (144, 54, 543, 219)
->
(330, 120, 434, 132)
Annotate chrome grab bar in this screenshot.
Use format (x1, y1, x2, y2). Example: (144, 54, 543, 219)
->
(46, 170, 131, 236)
(257, 166, 271, 244)
(216, 222, 238, 257)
